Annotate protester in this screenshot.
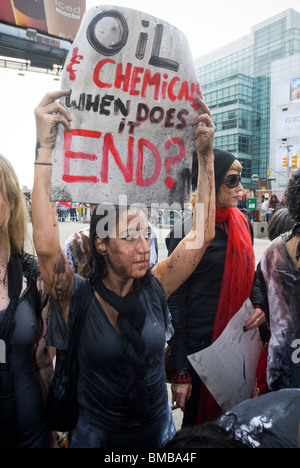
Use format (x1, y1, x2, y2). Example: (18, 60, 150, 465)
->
(165, 149, 265, 426)
(260, 170, 300, 391)
(63, 221, 158, 279)
(31, 90, 216, 448)
(0, 154, 55, 448)
(166, 388, 300, 448)
(237, 191, 247, 215)
(252, 207, 294, 396)
(261, 193, 271, 222)
(268, 194, 280, 217)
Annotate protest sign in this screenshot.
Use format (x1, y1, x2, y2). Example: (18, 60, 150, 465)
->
(50, 5, 202, 207)
(188, 299, 263, 411)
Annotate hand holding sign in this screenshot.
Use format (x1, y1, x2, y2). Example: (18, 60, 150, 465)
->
(34, 90, 72, 154)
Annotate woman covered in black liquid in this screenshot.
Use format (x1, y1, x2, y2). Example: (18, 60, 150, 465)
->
(32, 90, 216, 448)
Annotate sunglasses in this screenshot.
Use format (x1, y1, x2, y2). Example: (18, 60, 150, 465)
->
(223, 174, 241, 188)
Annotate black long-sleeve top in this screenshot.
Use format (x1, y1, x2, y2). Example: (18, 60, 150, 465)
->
(166, 213, 265, 374)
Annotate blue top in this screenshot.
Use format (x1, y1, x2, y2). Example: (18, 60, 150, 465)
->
(49, 273, 175, 447)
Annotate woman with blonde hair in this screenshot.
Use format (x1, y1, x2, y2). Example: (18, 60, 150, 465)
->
(0, 154, 54, 448)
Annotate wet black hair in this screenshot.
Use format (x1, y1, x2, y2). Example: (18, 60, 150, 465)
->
(88, 204, 151, 286)
(267, 208, 294, 241)
(165, 421, 249, 448)
(284, 170, 300, 224)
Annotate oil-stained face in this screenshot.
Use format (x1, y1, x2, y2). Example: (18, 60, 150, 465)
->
(95, 207, 151, 280)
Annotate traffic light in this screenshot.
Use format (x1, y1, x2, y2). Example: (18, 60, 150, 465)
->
(267, 169, 270, 177)
(282, 156, 288, 167)
(291, 154, 298, 168)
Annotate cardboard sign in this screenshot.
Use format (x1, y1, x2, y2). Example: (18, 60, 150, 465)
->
(51, 5, 202, 207)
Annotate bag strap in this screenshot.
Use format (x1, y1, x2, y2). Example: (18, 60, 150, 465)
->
(66, 279, 94, 354)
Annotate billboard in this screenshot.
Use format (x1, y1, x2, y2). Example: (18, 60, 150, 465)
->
(50, 5, 202, 207)
(0, 0, 86, 41)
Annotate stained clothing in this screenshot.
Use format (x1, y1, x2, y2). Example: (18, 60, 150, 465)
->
(261, 231, 300, 390)
(0, 289, 48, 448)
(217, 389, 300, 448)
(48, 273, 175, 448)
(166, 212, 264, 425)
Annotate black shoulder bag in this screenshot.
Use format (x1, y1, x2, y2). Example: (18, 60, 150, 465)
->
(45, 280, 94, 433)
(0, 253, 23, 448)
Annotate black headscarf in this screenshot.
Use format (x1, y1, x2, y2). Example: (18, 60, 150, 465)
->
(192, 148, 237, 192)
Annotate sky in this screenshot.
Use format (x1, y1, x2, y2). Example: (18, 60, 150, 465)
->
(1, 0, 300, 189)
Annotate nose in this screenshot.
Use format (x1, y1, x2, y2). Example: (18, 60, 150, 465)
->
(137, 235, 151, 253)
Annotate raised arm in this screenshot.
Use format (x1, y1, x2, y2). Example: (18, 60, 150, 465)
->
(152, 99, 215, 298)
(31, 90, 74, 325)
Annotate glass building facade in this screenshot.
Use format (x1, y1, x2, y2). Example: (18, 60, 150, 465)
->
(194, 9, 300, 188)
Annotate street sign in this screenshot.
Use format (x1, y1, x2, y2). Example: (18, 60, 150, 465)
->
(247, 198, 257, 210)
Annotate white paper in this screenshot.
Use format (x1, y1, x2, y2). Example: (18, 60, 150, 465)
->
(188, 299, 263, 411)
(0, 339, 6, 364)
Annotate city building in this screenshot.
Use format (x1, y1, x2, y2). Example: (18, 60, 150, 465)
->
(195, 8, 300, 190)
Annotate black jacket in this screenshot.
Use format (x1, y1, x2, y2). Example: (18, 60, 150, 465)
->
(166, 213, 265, 373)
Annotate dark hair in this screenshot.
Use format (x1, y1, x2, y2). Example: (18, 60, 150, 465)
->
(284, 170, 300, 224)
(164, 422, 249, 448)
(88, 204, 151, 287)
(268, 208, 294, 241)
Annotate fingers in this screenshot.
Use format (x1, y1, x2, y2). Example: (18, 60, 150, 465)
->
(38, 89, 72, 109)
(191, 96, 212, 118)
(171, 383, 192, 412)
(191, 98, 215, 156)
(243, 308, 266, 332)
(35, 90, 72, 130)
(35, 90, 72, 148)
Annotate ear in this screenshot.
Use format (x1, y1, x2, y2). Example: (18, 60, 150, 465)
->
(94, 237, 108, 256)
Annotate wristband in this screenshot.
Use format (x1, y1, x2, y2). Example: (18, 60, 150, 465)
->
(171, 370, 192, 384)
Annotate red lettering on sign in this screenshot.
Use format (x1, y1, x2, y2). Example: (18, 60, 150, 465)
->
(62, 129, 101, 183)
(168, 77, 180, 102)
(136, 139, 161, 187)
(66, 48, 84, 82)
(101, 133, 134, 183)
(164, 138, 185, 189)
(92, 59, 202, 104)
(114, 62, 132, 92)
(93, 58, 115, 88)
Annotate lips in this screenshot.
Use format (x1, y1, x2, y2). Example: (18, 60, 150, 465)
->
(134, 259, 149, 267)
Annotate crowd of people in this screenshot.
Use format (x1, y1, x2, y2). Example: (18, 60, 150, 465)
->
(0, 89, 299, 448)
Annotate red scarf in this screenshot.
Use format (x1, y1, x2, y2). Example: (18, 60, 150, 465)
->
(196, 207, 255, 424)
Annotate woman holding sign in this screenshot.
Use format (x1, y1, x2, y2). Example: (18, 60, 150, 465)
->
(32, 90, 215, 448)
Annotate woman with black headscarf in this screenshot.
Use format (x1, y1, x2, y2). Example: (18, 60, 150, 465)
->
(166, 149, 265, 426)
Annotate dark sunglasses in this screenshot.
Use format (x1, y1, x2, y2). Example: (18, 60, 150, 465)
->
(223, 174, 241, 188)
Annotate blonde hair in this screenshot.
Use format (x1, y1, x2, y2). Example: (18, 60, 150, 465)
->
(190, 159, 243, 209)
(0, 154, 31, 262)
